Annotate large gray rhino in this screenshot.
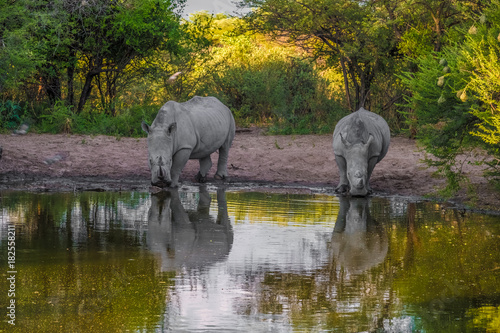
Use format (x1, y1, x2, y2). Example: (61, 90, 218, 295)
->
(332, 108, 390, 196)
(142, 96, 235, 187)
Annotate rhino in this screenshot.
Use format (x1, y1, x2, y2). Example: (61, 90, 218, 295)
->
(142, 96, 235, 187)
(332, 108, 390, 196)
(330, 197, 388, 275)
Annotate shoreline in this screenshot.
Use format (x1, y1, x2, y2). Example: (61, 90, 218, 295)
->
(0, 132, 498, 212)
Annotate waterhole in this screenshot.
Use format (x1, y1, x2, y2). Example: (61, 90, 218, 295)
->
(1, 187, 499, 332)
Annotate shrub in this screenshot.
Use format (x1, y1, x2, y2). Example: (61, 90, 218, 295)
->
(399, 1, 500, 194)
(0, 100, 26, 130)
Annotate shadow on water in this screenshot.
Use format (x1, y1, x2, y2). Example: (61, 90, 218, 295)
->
(147, 187, 233, 271)
(0, 189, 499, 332)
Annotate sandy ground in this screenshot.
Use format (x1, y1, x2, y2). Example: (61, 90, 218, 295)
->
(0, 129, 498, 211)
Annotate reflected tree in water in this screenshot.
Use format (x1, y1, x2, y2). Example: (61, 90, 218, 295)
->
(235, 196, 397, 332)
(1, 191, 499, 332)
(0, 192, 169, 332)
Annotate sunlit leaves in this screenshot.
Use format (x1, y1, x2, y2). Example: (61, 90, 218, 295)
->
(242, 0, 398, 110)
(397, 1, 500, 193)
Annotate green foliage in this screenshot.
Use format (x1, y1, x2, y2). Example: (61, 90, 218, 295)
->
(0, 0, 43, 93)
(399, 27, 435, 58)
(400, 1, 500, 193)
(39, 101, 76, 133)
(38, 101, 160, 137)
(0, 101, 27, 130)
(457, 2, 500, 181)
(0, 0, 184, 113)
(399, 49, 479, 195)
(190, 18, 345, 133)
(242, 0, 399, 112)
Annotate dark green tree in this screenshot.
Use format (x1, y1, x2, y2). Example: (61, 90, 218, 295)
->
(0, 0, 42, 96)
(0, 0, 185, 114)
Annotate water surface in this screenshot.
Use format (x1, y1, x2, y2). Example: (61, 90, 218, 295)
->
(0, 188, 499, 332)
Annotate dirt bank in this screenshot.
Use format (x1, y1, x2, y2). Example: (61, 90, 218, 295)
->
(0, 130, 497, 211)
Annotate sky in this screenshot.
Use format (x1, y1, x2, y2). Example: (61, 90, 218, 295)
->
(182, 0, 246, 17)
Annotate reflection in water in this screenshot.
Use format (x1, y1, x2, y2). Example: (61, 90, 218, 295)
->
(147, 187, 233, 271)
(0, 190, 499, 332)
(330, 196, 388, 274)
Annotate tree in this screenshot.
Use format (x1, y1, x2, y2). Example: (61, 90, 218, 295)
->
(67, 0, 184, 113)
(457, 0, 500, 181)
(0, 0, 185, 114)
(240, 0, 398, 111)
(0, 0, 42, 96)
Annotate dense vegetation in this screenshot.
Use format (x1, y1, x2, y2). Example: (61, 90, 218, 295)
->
(0, 0, 499, 193)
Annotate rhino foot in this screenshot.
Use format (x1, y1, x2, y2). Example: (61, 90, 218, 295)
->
(367, 186, 373, 195)
(214, 173, 226, 181)
(195, 172, 207, 183)
(335, 184, 350, 195)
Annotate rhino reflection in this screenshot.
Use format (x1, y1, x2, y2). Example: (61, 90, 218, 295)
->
(147, 187, 233, 271)
(330, 196, 388, 274)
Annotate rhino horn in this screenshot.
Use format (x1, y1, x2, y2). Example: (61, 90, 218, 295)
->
(340, 133, 351, 148)
(158, 156, 166, 179)
(367, 134, 374, 146)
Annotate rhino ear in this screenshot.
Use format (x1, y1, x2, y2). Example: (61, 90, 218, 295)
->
(141, 121, 150, 134)
(167, 122, 177, 136)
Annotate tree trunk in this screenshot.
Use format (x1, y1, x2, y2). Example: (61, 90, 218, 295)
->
(42, 68, 62, 106)
(67, 49, 76, 107)
(340, 58, 353, 112)
(78, 72, 96, 113)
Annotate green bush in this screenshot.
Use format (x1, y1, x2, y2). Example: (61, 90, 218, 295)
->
(37, 102, 160, 137)
(39, 101, 76, 133)
(399, 50, 481, 195)
(0, 100, 26, 130)
(399, 4, 500, 194)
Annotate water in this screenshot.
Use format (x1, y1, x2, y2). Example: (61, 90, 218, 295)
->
(0, 188, 499, 332)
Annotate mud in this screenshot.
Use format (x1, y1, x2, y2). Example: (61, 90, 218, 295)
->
(0, 129, 498, 211)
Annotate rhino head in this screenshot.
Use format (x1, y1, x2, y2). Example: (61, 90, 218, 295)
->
(341, 133, 375, 197)
(142, 121, 177, 187)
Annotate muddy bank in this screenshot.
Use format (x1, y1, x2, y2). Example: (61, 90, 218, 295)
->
(0, 131, 498, 211)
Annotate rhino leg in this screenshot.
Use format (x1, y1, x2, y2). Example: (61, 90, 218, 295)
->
(196, 156, 212, 183)
(195, 172, 207, 183)
(334, 155, 350, 194)
(365, 156, 378, 194)
(215, 136, 233, 180)
(170, 149, 191, 187)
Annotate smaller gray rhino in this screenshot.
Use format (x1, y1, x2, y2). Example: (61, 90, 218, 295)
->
(332, 108, 390, 196)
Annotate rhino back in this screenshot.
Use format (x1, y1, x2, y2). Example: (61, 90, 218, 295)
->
(333, 109, 390, 160)
(175, 96, 235, 158)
